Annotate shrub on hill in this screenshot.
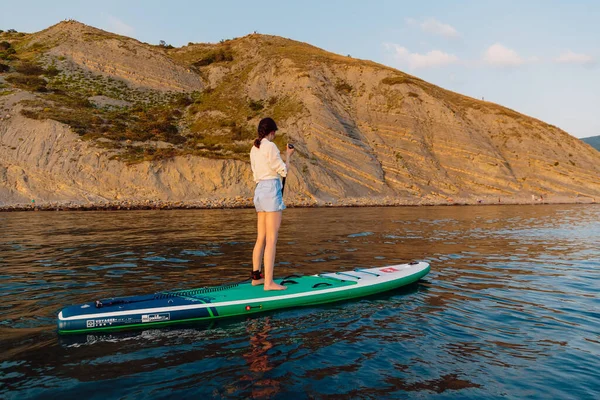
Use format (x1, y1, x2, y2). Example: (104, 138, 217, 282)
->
(193, 48, 234, 67)
(45, 65, 61, 77)
(158, 40, 174, 49)
(335, 80, 353, 94)
(6, 74, 47, 91)
(15, 62, 46, 76)
(0, 47, 16, 60)
(0, 63, 9, 73)
(174, 94, 193, 107)
(381, 76, 415, 86)
(248, 99, 264, 112)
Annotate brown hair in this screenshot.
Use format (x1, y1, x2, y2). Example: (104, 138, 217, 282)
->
(254, 117, 278, 148)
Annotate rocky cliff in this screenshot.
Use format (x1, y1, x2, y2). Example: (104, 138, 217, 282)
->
(1, 21, 599, 208)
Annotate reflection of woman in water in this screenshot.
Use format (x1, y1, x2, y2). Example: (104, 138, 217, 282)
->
(241, 317, 280, 397)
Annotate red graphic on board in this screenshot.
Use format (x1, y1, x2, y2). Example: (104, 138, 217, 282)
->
(380, 267, 399, 273)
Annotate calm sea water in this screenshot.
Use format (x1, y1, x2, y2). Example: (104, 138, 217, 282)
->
(0, 205, 598, 399)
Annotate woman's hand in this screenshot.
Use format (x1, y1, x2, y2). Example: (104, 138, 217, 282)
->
(286, 143, 295, 160)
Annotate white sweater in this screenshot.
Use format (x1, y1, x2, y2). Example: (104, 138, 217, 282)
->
(250, 138, 287, 183)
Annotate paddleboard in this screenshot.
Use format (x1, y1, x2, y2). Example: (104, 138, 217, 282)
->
(57, 261, 430, 334)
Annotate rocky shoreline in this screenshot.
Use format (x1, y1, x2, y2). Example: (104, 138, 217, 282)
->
(0, 195, 596, 212)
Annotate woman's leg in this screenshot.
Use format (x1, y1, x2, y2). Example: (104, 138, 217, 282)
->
(252, 212, 266, 286)
(263, 211, 286, 291)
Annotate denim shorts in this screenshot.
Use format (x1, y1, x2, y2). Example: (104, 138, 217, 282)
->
(254, 179, 286, 212)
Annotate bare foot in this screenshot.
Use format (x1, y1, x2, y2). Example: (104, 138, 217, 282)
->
(252, 278, 264, 286)
(264, 283, 287, 291)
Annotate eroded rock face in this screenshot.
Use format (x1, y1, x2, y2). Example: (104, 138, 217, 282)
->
(1, 21, 599, 207)
(250, 60, 600, 203)
(0, 106, 253, 205)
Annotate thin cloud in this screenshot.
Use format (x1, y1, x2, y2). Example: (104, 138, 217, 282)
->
(406, 17, 459, 38)
(483, 43, 526, 67)
(385, 43, 459, 69)
(106, 14, 135, 36)
(555, 50, 595, 65)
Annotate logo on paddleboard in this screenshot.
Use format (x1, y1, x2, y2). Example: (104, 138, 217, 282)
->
(86, 317, 119, 328)
(141, 313, 170, 323)
(380, 267, 399, 273)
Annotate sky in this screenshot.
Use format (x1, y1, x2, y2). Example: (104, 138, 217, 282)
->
(1, 0, 598, 138)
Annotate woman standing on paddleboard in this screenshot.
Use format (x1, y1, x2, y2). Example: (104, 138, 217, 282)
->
(250, 117, 294, 291)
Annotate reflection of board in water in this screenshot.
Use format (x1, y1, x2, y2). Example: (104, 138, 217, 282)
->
(58, 322, 218, 347)
(57, 262, 430, 334)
